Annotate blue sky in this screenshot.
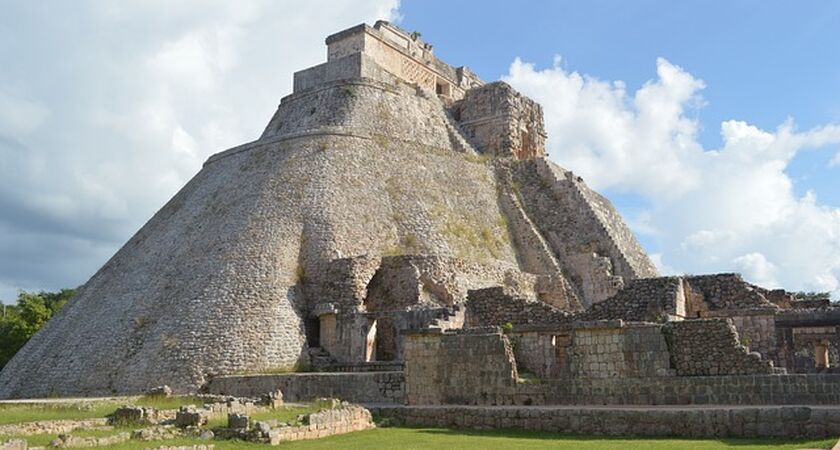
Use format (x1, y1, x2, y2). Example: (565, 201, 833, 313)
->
(1, 1, 839, 302)
(398, 0, 840, 207)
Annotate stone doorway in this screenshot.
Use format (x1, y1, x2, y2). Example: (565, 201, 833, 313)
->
(374, 317, 398, 361)
(305, 317, 320, 348)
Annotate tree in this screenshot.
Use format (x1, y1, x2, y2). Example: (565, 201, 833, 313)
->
(793, 291, 832, 302)
(0, 288, 75, 368)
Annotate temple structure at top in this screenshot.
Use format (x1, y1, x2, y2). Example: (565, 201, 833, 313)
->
(292, 21, 484, 100)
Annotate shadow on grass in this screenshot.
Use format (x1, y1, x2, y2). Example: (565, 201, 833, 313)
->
(412, 427, 836, 447)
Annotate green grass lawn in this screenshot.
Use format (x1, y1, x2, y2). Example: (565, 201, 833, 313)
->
(0, 395, 204, 425)
(278, 428, 837, 450)
(56, 427, 833, 450)
(1, 398, 836, 449)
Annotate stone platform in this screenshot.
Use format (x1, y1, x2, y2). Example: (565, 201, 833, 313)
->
(206, 372, 405, 404)
(369, 404, 840, 439)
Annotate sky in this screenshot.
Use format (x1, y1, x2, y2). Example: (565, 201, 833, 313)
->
(1, 1, 839, 303)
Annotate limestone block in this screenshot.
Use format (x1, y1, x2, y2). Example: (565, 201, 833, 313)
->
(227, 414, 250, 430)
(175, 407, 209, 428)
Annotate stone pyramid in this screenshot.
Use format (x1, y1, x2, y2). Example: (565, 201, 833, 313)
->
(0, 21, 656, 398)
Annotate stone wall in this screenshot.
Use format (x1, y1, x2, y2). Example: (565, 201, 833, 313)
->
(576, 277, 682, 322)
(546, 374, 840, 405)
(317, 21, 482, 100)
(403, 328, 521, 405)
(508, 329, 565, 379)
(205, 372, 404, 404)
(662, 319, 777, 376)
(453, 82, 546, 160)
(684, 274, 777, 311)
(707, 310, 777, 361)
(264, 404, 374, 444)
(465, 287, 571, 327)
(371, 404, 840, 439)
(308, 254, 576, 364)
(363, 255, 534, 311)
(566, 322, 672, 379)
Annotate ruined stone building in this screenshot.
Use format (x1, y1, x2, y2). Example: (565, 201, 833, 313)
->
(1, 22, 838, 403)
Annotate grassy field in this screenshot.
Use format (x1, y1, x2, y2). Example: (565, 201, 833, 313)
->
(4, 428, 834, 450)
(0, 398, 836, 449)
(0, 395, 204, 425)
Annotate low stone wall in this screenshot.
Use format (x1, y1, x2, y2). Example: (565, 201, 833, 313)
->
(268, 405, 373, 443)
(545, 374, 840, 405)
(370, 404, 840, 439)
(0, 419, 108, 436)
(205, 372, 404, 404)
(228, 404, 376, 444)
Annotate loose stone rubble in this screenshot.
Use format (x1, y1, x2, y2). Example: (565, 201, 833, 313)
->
(0, 440, 27, 450)
(146, 386, 173, 397)
(215, 403, 375, 445)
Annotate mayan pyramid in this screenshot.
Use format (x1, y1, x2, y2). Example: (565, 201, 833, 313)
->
(0, 21, 656, 398)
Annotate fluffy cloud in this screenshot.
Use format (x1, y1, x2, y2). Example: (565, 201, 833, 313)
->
(505, 57, 840, 299)
(0, 1, 399, 301)
(830, 152, 840, 168)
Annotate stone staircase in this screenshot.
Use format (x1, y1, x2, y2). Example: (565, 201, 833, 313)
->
(307, 347, 337, 371)
(442, 110, 476, 154)
(427, 305, 465, 331)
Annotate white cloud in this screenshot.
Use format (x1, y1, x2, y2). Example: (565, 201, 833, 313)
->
(505, 56, 840, 299)
(0, 1, 399, 300)
(830, 152, 840, 168)
(732, 253, 779, 288)
(0, 90, 49, 137)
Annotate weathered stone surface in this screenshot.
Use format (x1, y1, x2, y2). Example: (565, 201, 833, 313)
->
(371, 404, 840, 439)
(663, 319, 776, 376)
(206, 372, 404, 404)
(0, 419, 107, 437)
(213, 404, 373, 444)
(465, 287, 572, 327)
(108, 406, 163, 426)
(261, 390, 284, 409)
(404, 329, 528, 406)
(131, 426, 183, 442)
(174, 407, 209, 428)
(146, 385, 173, 397)
(51, 432, 130, 448)
(0, 440, 27, 450)
(226, 414, 249, 430)
(0, 22, 654, 398)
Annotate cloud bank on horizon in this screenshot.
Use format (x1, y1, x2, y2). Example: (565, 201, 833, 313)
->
(505, 56, 840, 298)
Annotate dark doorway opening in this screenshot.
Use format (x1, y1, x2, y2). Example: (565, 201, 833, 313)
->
(305, 317, 320, 347)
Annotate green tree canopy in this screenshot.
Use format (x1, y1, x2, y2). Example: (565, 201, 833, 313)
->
(0, 288, 74, 368)
(793, 291, 832, 302)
